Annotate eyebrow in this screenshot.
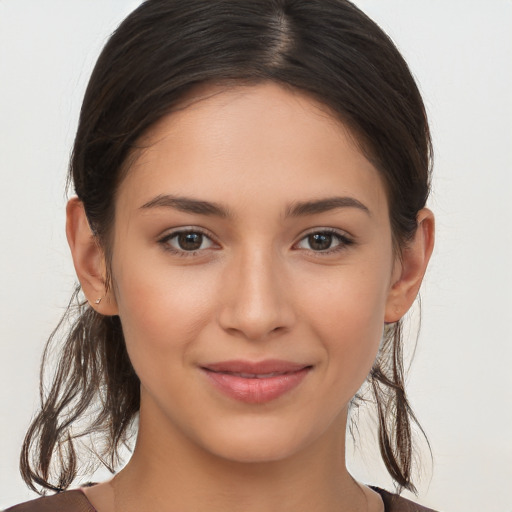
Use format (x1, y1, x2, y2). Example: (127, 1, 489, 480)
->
(140, 194, 230, 217)
(140, 194, 370, 218)
(285, 196, 370, 217)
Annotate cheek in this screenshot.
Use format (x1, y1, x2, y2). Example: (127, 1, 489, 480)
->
(297, 264, 390, 393)
(112, 256, 217, 371)
(300, 260, 390, 332)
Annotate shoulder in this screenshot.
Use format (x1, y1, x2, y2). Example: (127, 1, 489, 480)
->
(372, 487, 440, 512)
(3, 490, 96, 512)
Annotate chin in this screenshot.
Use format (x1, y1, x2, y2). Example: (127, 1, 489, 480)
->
(209, 438, 303, 465)
(192, 414, 332, 466)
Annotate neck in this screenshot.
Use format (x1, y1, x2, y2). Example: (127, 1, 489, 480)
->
(112, 399, 367, 512)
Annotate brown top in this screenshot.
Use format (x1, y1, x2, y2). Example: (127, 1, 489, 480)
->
(372, 487, 439, 512)
(3, 491, 96, 512)
(3, 487, 439, 512)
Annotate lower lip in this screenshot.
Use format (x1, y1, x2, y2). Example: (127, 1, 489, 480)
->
(202, 368, 311, 404)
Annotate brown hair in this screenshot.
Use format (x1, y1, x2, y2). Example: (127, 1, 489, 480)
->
(21, 0, 432, 495)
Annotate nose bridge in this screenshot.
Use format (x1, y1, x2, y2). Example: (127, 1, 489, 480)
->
(218, 242, 293, 340)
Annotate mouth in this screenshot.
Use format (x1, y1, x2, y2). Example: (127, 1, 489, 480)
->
(201, 360, 312, 404)
(210, 371, 297, 379)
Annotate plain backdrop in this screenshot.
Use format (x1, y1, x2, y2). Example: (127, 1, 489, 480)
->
(1, 1, 511, 511)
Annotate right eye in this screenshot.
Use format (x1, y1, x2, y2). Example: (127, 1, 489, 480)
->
(159, 229, 215, 255)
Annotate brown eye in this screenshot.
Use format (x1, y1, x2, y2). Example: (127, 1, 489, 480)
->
(295, 230, 353, 253)
(161, 230, 215, 254)
(307, 233, 333, 251)
(177, 232, 204, 251)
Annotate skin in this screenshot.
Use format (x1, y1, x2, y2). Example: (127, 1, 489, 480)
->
(67, 82, 434, 512)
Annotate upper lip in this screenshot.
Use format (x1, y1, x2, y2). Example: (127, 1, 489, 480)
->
(201, 359, 311, 375)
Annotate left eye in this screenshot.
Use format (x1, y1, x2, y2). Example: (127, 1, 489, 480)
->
(162, 231, 214, 252)
(295, 231, 350, 252)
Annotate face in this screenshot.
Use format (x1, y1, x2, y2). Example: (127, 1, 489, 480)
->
(109, 82, 399, 463)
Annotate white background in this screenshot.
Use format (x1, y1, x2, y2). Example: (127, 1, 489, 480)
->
(1, 1, 511, 511)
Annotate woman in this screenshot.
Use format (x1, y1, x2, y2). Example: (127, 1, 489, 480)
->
(5, 0, 437, 511)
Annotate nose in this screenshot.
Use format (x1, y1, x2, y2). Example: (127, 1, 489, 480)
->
(217, 247, 295, 341)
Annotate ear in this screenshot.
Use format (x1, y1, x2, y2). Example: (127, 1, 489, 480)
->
(385, 208, 435, 323)
(66, 197, 118, 316)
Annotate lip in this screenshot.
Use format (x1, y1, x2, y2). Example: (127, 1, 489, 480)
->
(201, 359, 312, 404)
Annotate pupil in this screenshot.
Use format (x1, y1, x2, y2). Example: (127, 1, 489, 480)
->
(309, 233, 332, 251)
(178, 232, 202, 251)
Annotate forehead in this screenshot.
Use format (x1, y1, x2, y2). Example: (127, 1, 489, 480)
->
(118, 82, 388, 218)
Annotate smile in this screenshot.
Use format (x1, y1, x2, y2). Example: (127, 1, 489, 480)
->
(201, 360, 312, 404)
(215, 371, 293, 379)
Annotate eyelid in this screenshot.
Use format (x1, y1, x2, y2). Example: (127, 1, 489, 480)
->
(157, 226, 220, 255)
(293, 227, 355, 254)
(156, 226, 354, 257)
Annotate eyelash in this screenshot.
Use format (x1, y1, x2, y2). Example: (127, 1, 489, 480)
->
(157, 228, 354, 257)
(158, 228, 217, 257)
(294, 228, 354, 256)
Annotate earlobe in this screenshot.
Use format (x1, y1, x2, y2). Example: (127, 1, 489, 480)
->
(385, 208, 435, 323)
(66, 197, 118, 316)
